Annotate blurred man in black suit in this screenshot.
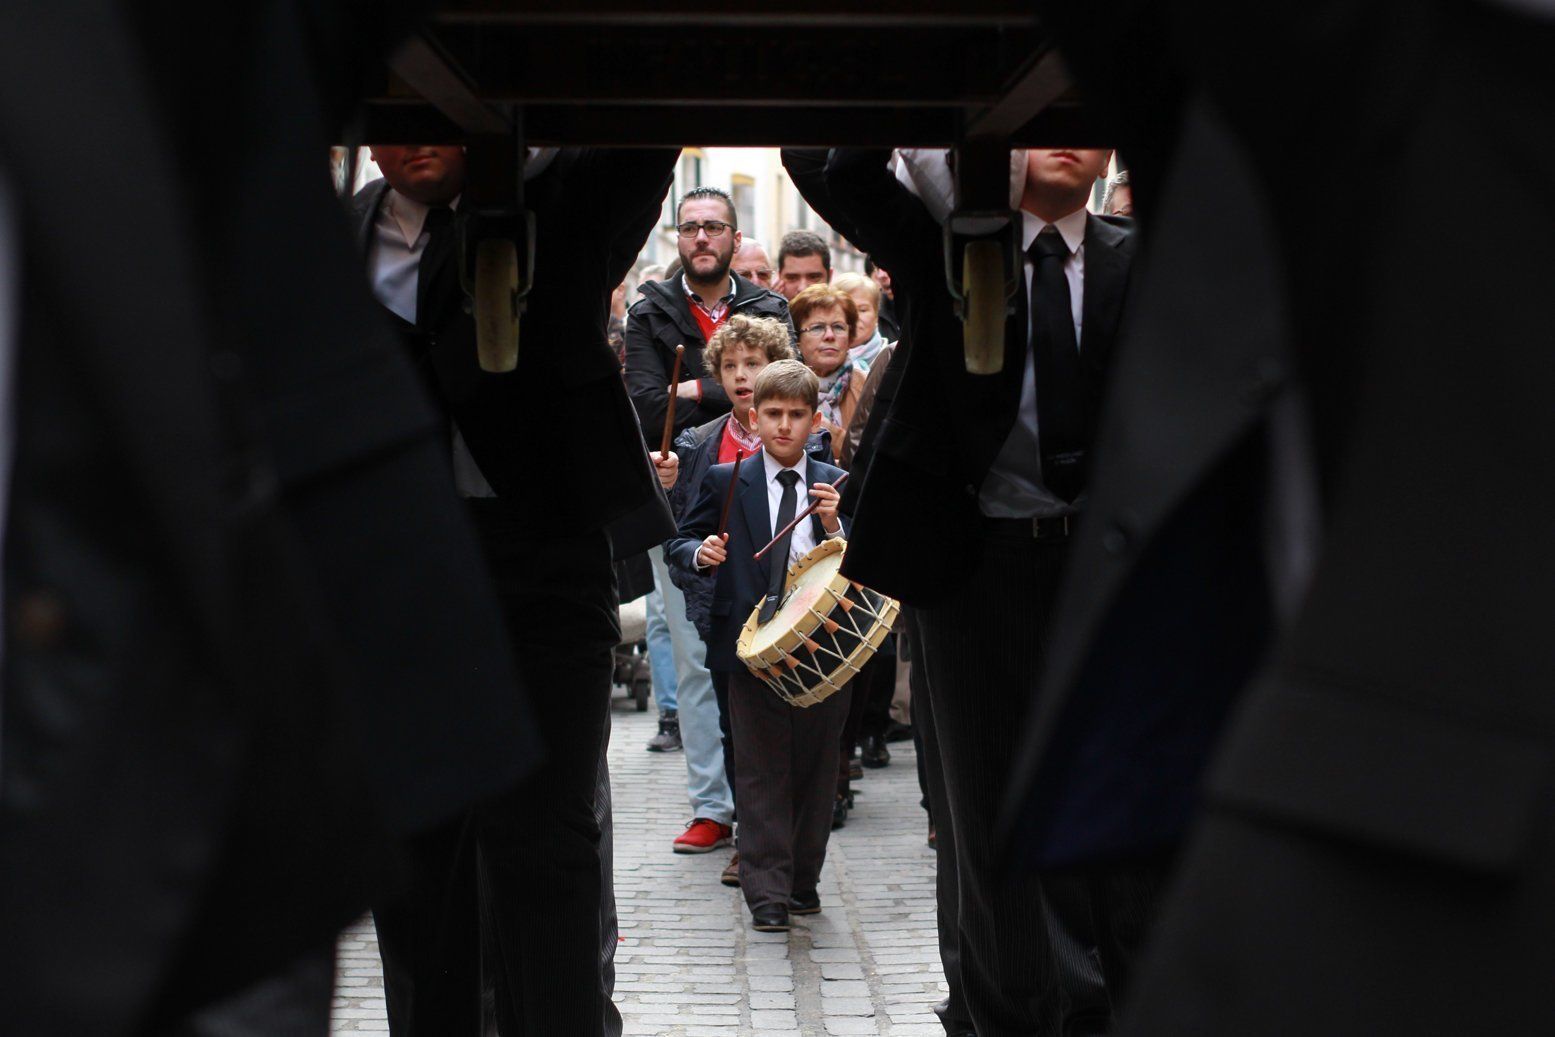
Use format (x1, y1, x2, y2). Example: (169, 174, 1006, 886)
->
(1004, 0, 1555, 1032)
(0, 3, 539, 1034)
(809, 146, 1132, 1036)
(352, 142, 677, 1035)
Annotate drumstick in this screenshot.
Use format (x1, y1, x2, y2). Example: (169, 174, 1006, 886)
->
(660, 344, 685, 459)
(716, 450, 745, 537)
(753, 472, 850, 562)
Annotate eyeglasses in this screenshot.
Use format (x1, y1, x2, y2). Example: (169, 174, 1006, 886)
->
(799, 322, 850, 339)
(676, 220, 733, 239)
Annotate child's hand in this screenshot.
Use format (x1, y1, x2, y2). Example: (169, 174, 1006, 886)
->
(697, 532, 729, 568)
(810, 482, 842, 534)
(653, 450, 679, 490)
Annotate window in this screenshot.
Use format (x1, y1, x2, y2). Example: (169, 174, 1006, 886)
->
(731, 174, 756, 237)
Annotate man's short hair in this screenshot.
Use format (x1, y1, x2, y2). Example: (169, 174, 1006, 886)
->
(1102, 169, 1131, 213)
(777, 230, 831, 272)
(753, 359, 820, 412)
(788, 283, 859, 342)
(829, 271, 881, 309)
(704, 314, 796, 374)
(677, 186, 738, 228)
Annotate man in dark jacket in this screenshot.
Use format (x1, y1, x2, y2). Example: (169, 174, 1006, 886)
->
(624, 186, 793, 443)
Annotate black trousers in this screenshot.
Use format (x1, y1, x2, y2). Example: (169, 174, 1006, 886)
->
(916, 528, 1108, 1037)
(726, 668, 851, 913)
(376, 507, 617, 1036)
(837, 650, 895, 799)
(162, 944, 335, 1037)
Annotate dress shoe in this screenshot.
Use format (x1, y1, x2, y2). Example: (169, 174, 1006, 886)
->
(860, 733, 891, 768)
(646, 710, 681, 752)
(751, 905, 790, 932)
(884, 719, 913, 743)
(788, 891, 821, 915)
(831, 795, 849, 830)
(720, 851, 741, 887)
(848, 759, 863, 781)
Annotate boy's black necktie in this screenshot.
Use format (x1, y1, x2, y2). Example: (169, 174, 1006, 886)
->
(1029, 225, 1086, 502)
(758, 469, 801, 623)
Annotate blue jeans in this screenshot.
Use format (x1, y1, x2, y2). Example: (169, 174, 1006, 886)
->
(650, 546, 735, 826)
(644, 582, 677, 714)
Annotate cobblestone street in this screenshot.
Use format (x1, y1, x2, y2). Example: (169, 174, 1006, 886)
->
(332, 690, 946, 1035)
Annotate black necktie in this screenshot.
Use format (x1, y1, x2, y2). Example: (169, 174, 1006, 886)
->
(1028, 226, 1086, 502)
(758, 469, 801, 623)
(416, 205, 456, 330)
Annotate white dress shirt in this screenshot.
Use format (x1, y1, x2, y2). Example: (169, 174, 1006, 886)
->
(763, 451, 841, 568)
(366, 187, 496, 498)
(979, 207, 1089, 519)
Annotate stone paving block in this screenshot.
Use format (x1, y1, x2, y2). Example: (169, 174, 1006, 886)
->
(333, 704, 943, 1035)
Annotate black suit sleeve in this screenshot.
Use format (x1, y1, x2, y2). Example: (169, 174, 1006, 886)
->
(822, 149, 942, 283)
(667, 466, 725, 573)
(624, 303, 671, 438)
(566, 148, 679, 285)
(780, 149, 863, 246)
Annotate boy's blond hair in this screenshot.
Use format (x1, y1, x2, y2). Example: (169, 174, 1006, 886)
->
(752, 359, 820, 412)
(703, 314, 795, 375)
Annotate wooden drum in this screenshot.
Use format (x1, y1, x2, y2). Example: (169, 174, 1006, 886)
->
(735, 538, 899, 707)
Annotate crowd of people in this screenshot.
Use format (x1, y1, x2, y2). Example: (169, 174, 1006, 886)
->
(607, 150, 1144, 1030)
(346, 138, 1144, 1034)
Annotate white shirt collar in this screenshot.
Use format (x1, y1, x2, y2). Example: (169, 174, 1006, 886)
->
(386, 189, 461, 249)
(1021, 206, 1088, 255)
(763, 449, 808, 486)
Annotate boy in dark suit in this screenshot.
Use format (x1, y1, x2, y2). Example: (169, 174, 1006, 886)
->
(667, 360, 850, 932)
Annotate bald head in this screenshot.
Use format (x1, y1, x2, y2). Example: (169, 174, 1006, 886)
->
(732, 240, 775, 290)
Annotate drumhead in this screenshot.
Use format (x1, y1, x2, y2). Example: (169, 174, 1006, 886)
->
(744, 546, 844, 656)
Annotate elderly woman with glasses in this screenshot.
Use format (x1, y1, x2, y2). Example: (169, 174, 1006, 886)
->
(788, 283, 868, 463)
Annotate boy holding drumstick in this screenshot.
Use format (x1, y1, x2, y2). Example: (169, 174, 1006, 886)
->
(667, 360, 850, 933)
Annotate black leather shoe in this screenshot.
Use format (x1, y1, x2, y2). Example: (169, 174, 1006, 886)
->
(831, 795, 849, 830)
(788, 891, 821, 915)
(860, 733, 891, 768)
(751, 905, 790, 932)
(848, 759, 864, 781)
(884, 719, 913, 743)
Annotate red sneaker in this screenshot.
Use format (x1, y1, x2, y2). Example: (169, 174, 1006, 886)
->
(673, 818, 733, 854)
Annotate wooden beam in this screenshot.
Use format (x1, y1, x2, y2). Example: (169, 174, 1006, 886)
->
(964, 47, 1073, 139)
(433, 0, 1039, 28)
(386, 32, 509, 135)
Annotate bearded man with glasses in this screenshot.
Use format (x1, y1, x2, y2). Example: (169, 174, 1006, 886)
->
(625, 186, 793, 443)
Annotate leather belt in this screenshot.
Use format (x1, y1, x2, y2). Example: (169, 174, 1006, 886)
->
(981, 514, 1075, 540)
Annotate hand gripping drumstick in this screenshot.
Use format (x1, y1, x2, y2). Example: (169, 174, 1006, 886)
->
(715, 450, 745, 540)
(752, 472, 850, 562)
(660, 344, 685, 459)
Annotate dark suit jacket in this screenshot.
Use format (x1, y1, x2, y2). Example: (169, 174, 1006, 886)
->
(0, 2, 534, 1031)
(667, 451, 850, 672)
(624, 273, 795, 441)
(351, 148, 679, 544)
(1007, 1, 1555, 1033)
(809, 149, 1134, 605)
